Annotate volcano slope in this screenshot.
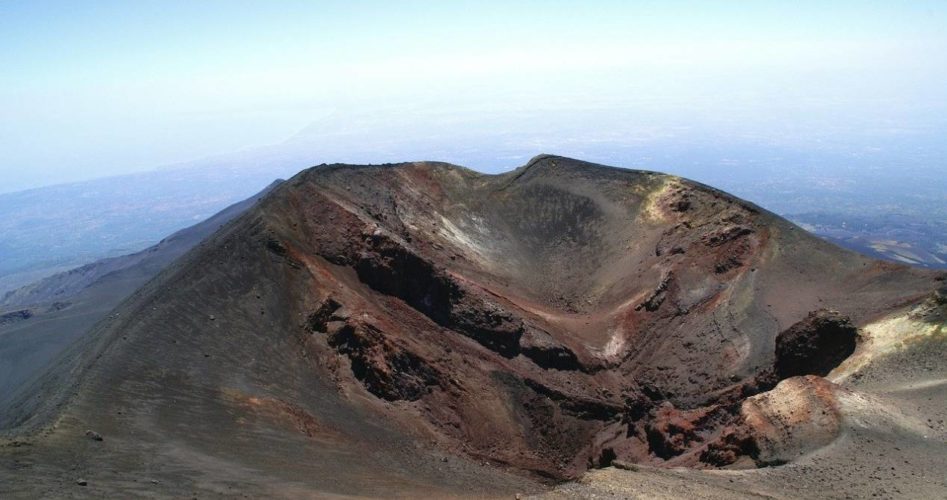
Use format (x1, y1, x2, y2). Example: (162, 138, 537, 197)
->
(0, 181, 280, 406)
(1, 155, 945, 498)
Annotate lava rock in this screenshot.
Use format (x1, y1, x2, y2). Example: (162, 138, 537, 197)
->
(0, 309, 33, 326)
(774, 310, 859, 378)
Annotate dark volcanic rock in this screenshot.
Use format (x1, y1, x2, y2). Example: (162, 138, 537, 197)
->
(0, 309, 32, 326)
(775, 310, 860, 378)
(636, 273, 672, 312)
(306, 297, 343, 333)
(327, 321, 440, 401)
(519, 328, 582, 371)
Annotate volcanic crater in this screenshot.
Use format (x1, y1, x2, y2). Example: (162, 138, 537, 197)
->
(1, 155, 944, 498)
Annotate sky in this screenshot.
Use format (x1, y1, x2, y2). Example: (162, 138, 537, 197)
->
(1, 1, 946, 193)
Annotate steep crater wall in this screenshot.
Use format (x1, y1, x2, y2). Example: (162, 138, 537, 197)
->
(262, 157, 935, 480)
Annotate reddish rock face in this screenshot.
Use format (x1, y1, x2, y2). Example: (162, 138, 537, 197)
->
(3, 156, 938, 489)
(644, 402, 709, 459)
(250, 156, 934, 477)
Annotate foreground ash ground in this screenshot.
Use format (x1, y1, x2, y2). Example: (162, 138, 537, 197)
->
(1, 156, 944, 498)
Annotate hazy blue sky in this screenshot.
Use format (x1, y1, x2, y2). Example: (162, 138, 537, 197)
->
(2, 1, 946, 192)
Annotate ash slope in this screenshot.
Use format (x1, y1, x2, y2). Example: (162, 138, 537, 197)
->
(1, 155, 943, 498)
(0, 181, 279, 406)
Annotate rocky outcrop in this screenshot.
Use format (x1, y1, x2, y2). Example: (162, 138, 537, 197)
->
(775, 310, 860, 378)
(326, 320, 441, 402)
(0, 309, 32, 326)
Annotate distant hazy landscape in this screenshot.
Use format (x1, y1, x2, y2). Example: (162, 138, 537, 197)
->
(3, 104, 945, 297)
